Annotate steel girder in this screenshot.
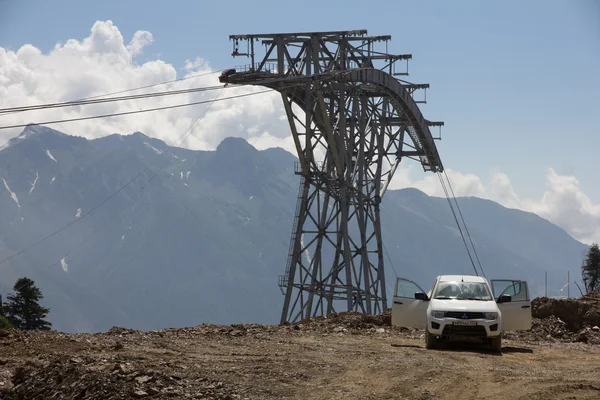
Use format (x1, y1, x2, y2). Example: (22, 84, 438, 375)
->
(222, 30, 443, 323)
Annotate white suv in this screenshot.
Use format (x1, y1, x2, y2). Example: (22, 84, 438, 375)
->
(392, 275, 532, 351)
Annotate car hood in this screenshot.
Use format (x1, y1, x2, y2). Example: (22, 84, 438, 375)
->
(430, 299, 498, 313)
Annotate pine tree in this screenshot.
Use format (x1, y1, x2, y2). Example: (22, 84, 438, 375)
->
(582, 243, 600, 294)
(5, 277, 52, 331)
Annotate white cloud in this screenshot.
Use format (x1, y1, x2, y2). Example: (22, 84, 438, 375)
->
(0, 20, 289, 152)
(390, 166, 600, 245)
(525, 170, 600, 245)
(127, 30, 153, 56)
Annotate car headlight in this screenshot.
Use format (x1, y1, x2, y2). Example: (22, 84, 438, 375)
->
(430, 310, 445, 318)
(485, 312, 498, 320)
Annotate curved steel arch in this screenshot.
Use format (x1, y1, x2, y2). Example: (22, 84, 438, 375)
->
(223, 30, 444, 323)
(340, 68, 443, 172)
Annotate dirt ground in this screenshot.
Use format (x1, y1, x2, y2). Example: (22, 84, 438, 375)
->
(1, 300, 600, 399)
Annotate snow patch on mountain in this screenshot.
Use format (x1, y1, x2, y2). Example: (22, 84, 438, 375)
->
(2, 178, 20, 208)
(237, 213, 250, 224)
(45, 149, 58, 162)
(60, 258, 68, 272)
(144, 142, 162, 154)
(29, 172, 39, 194)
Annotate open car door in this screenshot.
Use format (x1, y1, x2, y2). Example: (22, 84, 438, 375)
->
(492, 280, 532, 331)
(391, 278, 429, 329)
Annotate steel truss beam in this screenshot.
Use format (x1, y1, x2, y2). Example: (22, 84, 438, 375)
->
(222, 30, 443, 324)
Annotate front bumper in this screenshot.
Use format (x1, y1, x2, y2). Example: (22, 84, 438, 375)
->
(428, 317, 500, 341)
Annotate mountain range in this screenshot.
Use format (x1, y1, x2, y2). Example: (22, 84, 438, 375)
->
(0, 125, 588, 332)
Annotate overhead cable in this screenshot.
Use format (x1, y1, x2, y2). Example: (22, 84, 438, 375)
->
(0, 71, 341, 117)
(0, 70, 223, 118)
(437, 173, 480, 276)
(0, 90, 271, 131)
(0, 85, 226, 114)
(442, 170, 486, 277)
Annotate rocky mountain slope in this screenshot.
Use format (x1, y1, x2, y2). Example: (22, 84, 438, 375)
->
(0, 125, 588, 332)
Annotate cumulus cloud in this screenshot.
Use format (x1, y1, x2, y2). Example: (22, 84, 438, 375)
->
(127, 30, 153, 56)
(390, 166, 600, 245)
(526, 170, 600, 244)
(0, 20, 289, 151)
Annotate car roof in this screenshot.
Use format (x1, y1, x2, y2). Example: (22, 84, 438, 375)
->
(437, 275, 486, 283)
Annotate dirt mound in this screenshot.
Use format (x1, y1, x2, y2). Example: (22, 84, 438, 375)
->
(504, 316, 600, 344)
(532, 296, 600, 331)
(288, 310, 424, 339)
(504, 295, 600, 344)
(297, 310, 390, 330)
(292, 309, 402, 332)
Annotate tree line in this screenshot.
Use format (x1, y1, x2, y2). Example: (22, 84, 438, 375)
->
(0, 277, 51, 331)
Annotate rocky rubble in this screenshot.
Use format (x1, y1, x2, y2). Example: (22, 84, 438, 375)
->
(532, 295, 600, 330)
(504, 293, 600, 345)
(504, 316, 600, 345)
(293, 310, 428, 339)
(0, 357, 240, 400)
(294, 310, 389, 331)
(0, 311, 419, 400)
(0, 328, 246, 400)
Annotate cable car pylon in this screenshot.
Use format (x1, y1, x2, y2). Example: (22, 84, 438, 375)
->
(220, 30, 444, 324)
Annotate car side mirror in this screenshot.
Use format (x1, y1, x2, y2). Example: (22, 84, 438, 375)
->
(497, 294, 512, 303)
(415, 292, 429, 301)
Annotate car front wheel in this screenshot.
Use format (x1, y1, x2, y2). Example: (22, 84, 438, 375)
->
(490, 336, 502, 352)
(425, 329, 437, 349)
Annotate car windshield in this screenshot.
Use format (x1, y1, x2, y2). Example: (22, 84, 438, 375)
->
(433, 281, 493, 300)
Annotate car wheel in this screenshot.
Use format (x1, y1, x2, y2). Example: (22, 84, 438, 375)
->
(490, 336, 502, 352)
(425, 330, 437, 349)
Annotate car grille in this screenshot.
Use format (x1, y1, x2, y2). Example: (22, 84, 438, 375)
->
(445, 311, 485, 319)
(442, 325, 487, 336)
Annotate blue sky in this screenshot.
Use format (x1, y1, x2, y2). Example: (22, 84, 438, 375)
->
(1, 0, 599, 203)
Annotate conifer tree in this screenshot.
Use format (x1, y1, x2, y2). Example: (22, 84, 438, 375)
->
(5, 277, 52, 331)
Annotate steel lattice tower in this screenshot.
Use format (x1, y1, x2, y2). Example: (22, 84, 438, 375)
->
(221, 30, 444, 324)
